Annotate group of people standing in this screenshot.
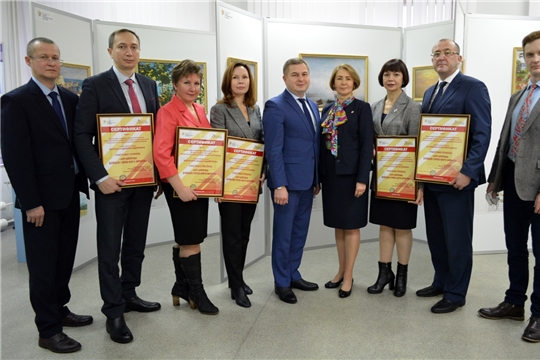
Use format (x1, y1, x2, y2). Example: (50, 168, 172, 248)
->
(1, 27, 539, 355)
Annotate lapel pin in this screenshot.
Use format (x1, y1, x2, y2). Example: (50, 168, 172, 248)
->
(351, 111, 355, 113)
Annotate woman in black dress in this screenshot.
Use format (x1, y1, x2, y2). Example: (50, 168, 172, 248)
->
(320, 64, 374, 298)
(367, 59, 422, 297)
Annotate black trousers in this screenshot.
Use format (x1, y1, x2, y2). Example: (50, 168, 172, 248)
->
(95, 186, 153, 319)
(218, 202, 257, 288)
(23, 187, 80, 338)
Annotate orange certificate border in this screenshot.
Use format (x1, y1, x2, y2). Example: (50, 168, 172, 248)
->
(174, 126, 227, 198)
(375, 136, 418, 202)
(96, 113, 157, 188)
(221, 136, 265, 204)
(415, 114, 470, 184)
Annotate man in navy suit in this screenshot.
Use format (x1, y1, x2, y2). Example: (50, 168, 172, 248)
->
(263, 58, 321, 304)
(416, 39, 492, 313)
(478, 30, 540, 343)
(1, 37, 92, 353)
(74, 29, 160, 343)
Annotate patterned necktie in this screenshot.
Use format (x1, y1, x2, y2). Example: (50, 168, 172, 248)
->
(429, 81, 448, 112)
(509, 83, 538, 161)
(298, 98, 315, 132)
(125, 79, 142, 113)
(48, 91, 68, 136)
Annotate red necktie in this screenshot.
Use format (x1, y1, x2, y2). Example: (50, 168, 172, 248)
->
(125, 79, 142, 113)
(509, 83, 537, 161)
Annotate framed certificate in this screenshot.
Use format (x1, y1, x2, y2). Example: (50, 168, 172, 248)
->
(175, 127, 227, 197)
(222, 137, 265, 204)
(97, 113, 156, 187)
(415, 114, 470, 184)
(375, 136, 418, 201)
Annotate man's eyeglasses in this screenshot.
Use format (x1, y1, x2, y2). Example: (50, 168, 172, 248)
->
(30, 55, 63, 65)
(431, 51, 459, 59)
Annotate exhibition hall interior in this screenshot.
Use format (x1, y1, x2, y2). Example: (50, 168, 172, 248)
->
(1, 0, 539, 358)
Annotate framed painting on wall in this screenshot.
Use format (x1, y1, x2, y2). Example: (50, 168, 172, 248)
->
(226, 57, 258, 102)
(56, 62, 91, 96)
(298, 53, 368, 108)
(412, 65, 439, 102)
(512, 47, 530, 94)
(138, 59, 208, 113)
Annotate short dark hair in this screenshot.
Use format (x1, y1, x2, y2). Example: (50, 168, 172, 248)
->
(171, 59, 203, 88)
(108, 29, 140, 49)
(217, 61, 256, 108)
(329, 64, 361, 91)
(435, 38, 460, 54)
(377, 59, 410, 88)
(27, 37, 55, 56)
(283, 58, 309, 76)
(522, 30, 540, 48)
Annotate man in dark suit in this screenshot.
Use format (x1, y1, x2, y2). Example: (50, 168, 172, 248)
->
(263, 58, 321, 304)
(1, 37, 92, 353)
(416, 39, 492, 313)
(478, 30, 540, 343)
(74, 29, 160, 344)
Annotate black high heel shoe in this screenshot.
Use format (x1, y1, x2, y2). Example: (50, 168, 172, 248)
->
(324, 278, 343, 289)
(339, 280, 354, 298)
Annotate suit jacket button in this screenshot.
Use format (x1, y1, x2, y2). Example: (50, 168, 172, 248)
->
(70, 165, 74, 169)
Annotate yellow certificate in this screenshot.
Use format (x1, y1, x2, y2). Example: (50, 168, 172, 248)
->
(375, 136, 417, 201)
(97, 114, 156, 187)
(415, 114, 470, 184)
(222, 137, 265, 204)
(175, 127, 227, 197)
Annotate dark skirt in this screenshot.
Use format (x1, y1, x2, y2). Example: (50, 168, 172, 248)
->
(321, 150, 368, 229)
(163, 182, 209, 245)
(369, 193, 418, 230)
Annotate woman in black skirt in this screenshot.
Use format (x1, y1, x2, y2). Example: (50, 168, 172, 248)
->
(320, 64, 374, 298)
(367, 59, 423, 297)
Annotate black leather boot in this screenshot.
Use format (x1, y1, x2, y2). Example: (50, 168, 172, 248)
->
(231, 287, 251, 308)
(367, 262, 395, 294)
(180, 253, 219, 315)
(172, 247, 190, 306)
(394, 263, 408, 297)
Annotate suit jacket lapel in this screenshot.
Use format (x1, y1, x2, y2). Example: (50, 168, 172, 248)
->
(227, 106, 252, 138)
(27, 80, 69, 139)
(382, 92, 407, 133)
(58, 87, 75, 136)
(283, 90, 314, 134)
(431, 73, 462, 113)
(422, 85, 436, 113)
(135, 73, 155, 113)
(107, 68, 130, 113)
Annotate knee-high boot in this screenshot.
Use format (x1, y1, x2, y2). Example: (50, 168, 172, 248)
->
(180, 252, 219, 315)
(394, 263, 408, 297)
(171, 246, 190, 306)
(367, 262, 395, 294)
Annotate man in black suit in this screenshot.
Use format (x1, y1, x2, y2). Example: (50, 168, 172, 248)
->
(74, 29, 160, 344)
(1, 37, 92, 353)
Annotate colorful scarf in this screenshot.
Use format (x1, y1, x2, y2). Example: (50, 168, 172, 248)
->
(321, 96, 354, 157)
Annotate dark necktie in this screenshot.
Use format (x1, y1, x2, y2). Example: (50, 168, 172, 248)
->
(48, 91, 68, 135)
(125, 79, 142, 113)
(429, 81, 448, 112)
(298, 98, 315, 132)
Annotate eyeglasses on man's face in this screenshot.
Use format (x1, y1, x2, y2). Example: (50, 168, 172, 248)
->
(30, 55, 63, 65)
(431, 51, 459, 59)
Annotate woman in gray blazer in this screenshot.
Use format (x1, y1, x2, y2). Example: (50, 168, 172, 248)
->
(210, 61, 263, 308)
(367, 59, 423, 297)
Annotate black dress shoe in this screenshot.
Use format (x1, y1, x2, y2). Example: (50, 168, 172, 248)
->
(124, 296, 161, 313)
(61, 312, 93, 327)
(106, 316, 133, 344)
(39, 332, 81, 353)
(416, 285, 444, 297)
(291, 278, 319, 291)
(522, 316, 540, 343)
(324, 278, 343, 289)
(338, 279, 354, 298)
(431, 299, 465, 314)
(231, 287, 251, 308)
(244, 283, 253, 295)
(275, 287, 297, 304)
(478, 301, 525, 321)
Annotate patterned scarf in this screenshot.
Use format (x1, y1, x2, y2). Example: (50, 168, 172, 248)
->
(321, 96, 354, 157)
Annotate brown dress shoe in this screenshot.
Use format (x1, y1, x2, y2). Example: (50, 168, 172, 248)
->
(522, 316, 540, 343)
(478, 301, 525, 321)
(38, 332, 81, 353)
